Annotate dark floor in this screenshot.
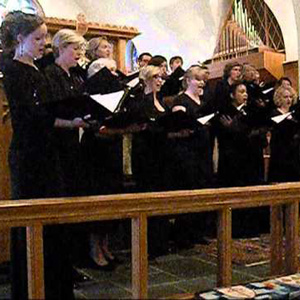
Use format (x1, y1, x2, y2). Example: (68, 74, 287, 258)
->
(0, 239, 271, 299)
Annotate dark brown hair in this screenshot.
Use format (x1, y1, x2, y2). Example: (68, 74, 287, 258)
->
(0, 11, 44, 54)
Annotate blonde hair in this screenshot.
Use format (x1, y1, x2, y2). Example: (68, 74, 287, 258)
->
(139, 65, 160, 82)
(87, 58, 117, 78)
(274, 86, 298, 108)
(182, 66, 204, 90)
(52, 29, 86, 58)
(86, 36, 109, 60)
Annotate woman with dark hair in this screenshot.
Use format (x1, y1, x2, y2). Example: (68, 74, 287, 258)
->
(217, 81, 266, 187)
(0, 11, 75, 299)
(214, 61, 242, 112)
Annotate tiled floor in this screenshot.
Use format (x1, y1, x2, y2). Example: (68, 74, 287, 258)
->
(0, 239, 272, 299)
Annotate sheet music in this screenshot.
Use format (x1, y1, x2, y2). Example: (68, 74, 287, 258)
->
(197, 113, 215, 125)
(271, 112, 292, 123)
(262, 87, 274, 94)
(90, 90, 125, 113)
(126, 77, 140, 88)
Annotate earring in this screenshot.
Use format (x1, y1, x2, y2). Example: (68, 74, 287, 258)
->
(20, 43, 24, 57)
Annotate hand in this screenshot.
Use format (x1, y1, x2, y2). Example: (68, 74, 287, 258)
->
(71, 117, 89, 129)
(255, 98, 266, 108)
(220, 115, 233, 127)
(172, 105, 186, 113)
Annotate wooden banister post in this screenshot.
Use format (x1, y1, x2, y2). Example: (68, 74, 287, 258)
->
(132, 213, 148, 299)
(217, 207, 232, 287)
(26, 224, 45, 300)
(285, 201, 299, 274)
(270, 205, 284, 275)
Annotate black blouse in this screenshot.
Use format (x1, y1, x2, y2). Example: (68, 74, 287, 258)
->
(2, 59, 61, 198)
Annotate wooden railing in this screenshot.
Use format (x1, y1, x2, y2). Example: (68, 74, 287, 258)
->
(0, 183, 299, 299)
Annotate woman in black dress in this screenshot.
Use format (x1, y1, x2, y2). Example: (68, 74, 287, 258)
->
(44, 28, 88, 197)
(0, 11, 75, 299)
(216, 82, 268, 236)
(168, 66, 214, 247)
(131, 65, 170, 191)
(169, 65, 214, 189)
(131, 65, 171, 257)
(217, 81, 266, 187)
(268, 85, 300, 183)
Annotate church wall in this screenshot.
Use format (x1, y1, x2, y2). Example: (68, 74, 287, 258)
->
(265, 0, 298, 63)
(38, 0, 298, 69)
(39, 0, 84, 19)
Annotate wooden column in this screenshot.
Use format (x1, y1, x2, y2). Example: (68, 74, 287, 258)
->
(285, 201, 299, 274)
(132, 214, 148, 299)
(116, 38, 127, 73)
(27, 224, 45, 300)
(217, 207, 232, 287)
(0, 79, 11, 263)
(270, 205, 284, 275)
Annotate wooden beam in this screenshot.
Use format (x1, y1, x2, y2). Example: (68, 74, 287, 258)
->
(116, 38, 127, 73)
(285, 201, 299, 274)
(132, 214, 148, 299)
(270, 205, 284, 275)
(26, 224, 45, 300)
(217, 207, 232, 287)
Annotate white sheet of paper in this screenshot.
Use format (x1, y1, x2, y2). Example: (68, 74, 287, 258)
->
(90, 90, 125, 113)
(271, 112, 292, 123)
(262, 87, 274, 94)
(197, 113, 215, 125)
(127, 77, 140, 88)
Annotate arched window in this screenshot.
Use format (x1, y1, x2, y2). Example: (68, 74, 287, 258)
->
(0, 0, 44, 25)
(125, 40, 138, 72)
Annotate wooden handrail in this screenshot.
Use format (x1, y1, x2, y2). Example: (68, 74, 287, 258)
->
(0, 182, 299, 299)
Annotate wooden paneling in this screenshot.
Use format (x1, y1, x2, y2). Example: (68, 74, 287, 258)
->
(283, 60, 298, 93)
(0, 79, 11, 263)
(208, 49, 285, 82)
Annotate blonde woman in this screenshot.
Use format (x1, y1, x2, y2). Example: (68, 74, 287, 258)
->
(44, 28, 88, 196)
(86, 36, 112, 61)
(269, 85, 300, 182)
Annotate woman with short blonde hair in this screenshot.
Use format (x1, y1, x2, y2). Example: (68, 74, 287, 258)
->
(273, 85, 297, 109)
(269, 85, 300, 183)
(51, 28, 86, 59)
(86, 36, 112, 60)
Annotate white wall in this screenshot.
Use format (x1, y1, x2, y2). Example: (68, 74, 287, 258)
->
(265, 0, 298, 62)
(72, 0, 232, 68)
(39, 0, 83, 19)
(38, 0, 298, 66)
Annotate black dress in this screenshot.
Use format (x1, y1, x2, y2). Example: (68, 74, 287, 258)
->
(216, 103, 268, 237)
(131, 92, 170, 192)
(217, 104, 266, 187)
(168, 93, 213, 190)
(44, 63, 85, 196)
(131, 92, 171, 257)
(2, 59, 73, 299)
(268, 109, 300, 183)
